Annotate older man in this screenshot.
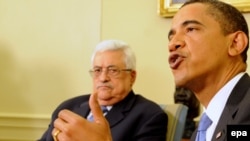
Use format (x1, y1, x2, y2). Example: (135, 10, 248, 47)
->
(39, 40, 168, 141)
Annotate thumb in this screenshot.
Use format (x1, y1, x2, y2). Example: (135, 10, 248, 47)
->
(89, 92, 112, 141)
(89, 92, 105, 124)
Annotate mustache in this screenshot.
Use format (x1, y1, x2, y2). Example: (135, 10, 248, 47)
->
(96, 83, 114, 89)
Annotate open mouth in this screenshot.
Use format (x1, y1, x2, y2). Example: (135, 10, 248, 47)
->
(169, 52, 184, 69)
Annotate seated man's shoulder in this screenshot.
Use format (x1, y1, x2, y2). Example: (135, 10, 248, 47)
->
(56, 94, 90, 110)
(134, 94, 166, 114)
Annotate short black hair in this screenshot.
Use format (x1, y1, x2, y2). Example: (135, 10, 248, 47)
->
(182, 0, 249, 63)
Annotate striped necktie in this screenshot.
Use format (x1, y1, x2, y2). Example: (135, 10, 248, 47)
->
(196, 113, 212, 141)
(87, 106, 108, 122)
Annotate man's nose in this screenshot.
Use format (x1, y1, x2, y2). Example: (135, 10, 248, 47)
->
(98, 70, 110, 81)
(168, 35, 185, 52)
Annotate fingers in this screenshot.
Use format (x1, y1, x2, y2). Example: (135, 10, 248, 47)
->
(54, 111, 69, 132)
(51, 92, 112, 141)
(53, 110, 86, 140)
(54, 110, 85, 132)
(89, 92, 105, 124)
(58, 109, 83, 124)
(52, 128, 61, 141)
(52, 127, 70, 141)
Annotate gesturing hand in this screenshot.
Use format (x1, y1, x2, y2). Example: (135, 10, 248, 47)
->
(52, 92, 112, 141)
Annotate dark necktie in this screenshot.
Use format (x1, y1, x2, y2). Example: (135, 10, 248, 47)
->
(196, 112, 212, 141)
(87, 106, 108, 122)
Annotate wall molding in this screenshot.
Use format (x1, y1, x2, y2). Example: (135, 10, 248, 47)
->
(0, 113, 50, 141)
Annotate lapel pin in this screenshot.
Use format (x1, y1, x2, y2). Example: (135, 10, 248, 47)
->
(216, 131, 222, 139)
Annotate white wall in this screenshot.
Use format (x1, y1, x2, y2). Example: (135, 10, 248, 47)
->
(0, 0, 101, 140)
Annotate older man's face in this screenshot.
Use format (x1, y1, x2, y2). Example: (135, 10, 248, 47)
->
(92, 50, 136, 106)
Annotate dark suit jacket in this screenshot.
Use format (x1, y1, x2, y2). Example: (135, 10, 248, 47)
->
(191, 73, 250, 141)
(39, 91, 168, 141)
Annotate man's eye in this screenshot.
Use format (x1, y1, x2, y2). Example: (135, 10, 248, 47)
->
(94, 69, 101, 73)
(109, 69, 118, 73)
(187, 27, 196, 32)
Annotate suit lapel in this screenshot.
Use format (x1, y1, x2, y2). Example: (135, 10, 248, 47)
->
(74, 100, 90, 118)
(211, 108, 229, 140)
(105, 107, 126, 127)
(190, 129, 197, 141)
(70, 91, 136, 127)
(212, 73, 250, 140)
(70, 92, 136, 125)
(105, 91, 136, 127)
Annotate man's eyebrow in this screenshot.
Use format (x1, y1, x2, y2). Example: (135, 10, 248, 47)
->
(93, 65, 117, 68)
(182, 20, 204, 27)
(168, 20, 204, 39)
(107, 65, 117, 68)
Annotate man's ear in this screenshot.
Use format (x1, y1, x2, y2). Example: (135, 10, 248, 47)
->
(228, 31, 248, 56)
(130, 70, 136, 85)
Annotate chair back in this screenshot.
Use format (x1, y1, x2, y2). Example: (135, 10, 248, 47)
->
(160, 104, 188, 141)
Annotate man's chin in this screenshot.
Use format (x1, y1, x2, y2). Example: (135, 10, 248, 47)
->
(98, 99, 115, 106)
(97, 95, 112, 103)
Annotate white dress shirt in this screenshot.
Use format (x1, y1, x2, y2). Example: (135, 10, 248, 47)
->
(204, 72, 245, 141)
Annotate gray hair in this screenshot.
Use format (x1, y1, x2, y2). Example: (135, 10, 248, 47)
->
(91, 40, 136, 70)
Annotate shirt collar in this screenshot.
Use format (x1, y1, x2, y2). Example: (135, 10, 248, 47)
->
(205, 72, 245, 122)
